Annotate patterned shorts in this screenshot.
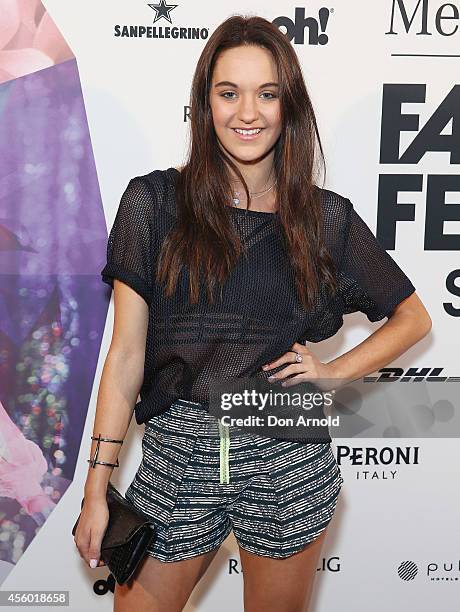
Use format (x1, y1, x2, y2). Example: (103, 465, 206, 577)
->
(125, 399, 344, 562)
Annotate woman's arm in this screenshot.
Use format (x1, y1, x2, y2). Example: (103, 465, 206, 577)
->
(264, 291, 431, 389)
(83, 279, 149, 501)
(74, 280, 149, 568)
(326, 291, 432, 383)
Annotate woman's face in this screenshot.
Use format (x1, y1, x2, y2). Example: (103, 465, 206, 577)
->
(209, 45, 282, 165)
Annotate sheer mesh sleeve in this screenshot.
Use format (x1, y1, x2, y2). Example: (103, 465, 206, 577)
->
(101, 177, 154, 305)
(340, 198, 416, 321)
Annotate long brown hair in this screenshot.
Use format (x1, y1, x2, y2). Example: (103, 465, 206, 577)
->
(156, 14, 338, 310)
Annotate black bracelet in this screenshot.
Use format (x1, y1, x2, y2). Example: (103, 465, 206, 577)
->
(87, 458, 120, 468)
(90, 435, 124, 444)
(88, 433, 123, 469)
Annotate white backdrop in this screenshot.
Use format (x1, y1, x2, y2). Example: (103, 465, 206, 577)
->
(3, 1, 459, 610)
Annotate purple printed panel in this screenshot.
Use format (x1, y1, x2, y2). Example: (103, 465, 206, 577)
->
(0, 58, 109, 581)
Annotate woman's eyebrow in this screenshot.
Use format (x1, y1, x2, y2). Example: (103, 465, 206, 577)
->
(214, 80, 279, 88)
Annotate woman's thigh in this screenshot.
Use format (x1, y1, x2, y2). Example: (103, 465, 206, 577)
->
(239, 526, 328, 612)
(114, 545, 220, 612)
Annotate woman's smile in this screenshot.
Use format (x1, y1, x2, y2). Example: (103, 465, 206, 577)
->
(231, 127, 265, 141)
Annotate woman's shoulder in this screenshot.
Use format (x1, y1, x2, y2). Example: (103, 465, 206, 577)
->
(315, 185, 352, 220)
(137, 166, 181, 187)
(125, 167, 179, 217)
(314, 186, 353, 259)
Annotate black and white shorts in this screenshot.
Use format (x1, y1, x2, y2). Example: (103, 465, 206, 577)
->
(124, 398, 344, 562)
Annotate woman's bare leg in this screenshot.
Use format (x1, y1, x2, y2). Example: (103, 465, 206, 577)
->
(114, 546, 220, 612)
(239, 526, 329, 612)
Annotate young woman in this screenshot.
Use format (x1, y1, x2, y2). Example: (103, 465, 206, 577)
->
(74, 15, 431, 612)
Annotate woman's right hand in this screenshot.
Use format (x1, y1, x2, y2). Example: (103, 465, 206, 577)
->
(73, 495, 109, 568)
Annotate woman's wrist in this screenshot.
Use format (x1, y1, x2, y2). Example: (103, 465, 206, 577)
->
(326, 358, 347, 379)
(83, 484, 109, 501)
(84, 470, 111, 500)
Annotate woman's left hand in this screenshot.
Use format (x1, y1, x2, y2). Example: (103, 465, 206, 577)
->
(261, 342, 340, 392)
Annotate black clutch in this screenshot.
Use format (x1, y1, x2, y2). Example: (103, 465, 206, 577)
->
(72, 481, 156, 585)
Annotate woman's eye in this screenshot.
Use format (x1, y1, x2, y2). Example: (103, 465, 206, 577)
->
(220, 91, 277, 100)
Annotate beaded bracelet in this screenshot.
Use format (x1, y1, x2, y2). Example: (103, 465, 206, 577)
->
(87, 434, 124, 469)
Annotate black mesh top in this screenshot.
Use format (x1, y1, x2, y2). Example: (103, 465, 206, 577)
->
(101, 167, 416, 430)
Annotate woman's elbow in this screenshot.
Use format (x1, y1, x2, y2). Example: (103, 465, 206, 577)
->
(416, 311, 432, 340)
(413, 296, 432, 338)
(391, 292, 432, 339)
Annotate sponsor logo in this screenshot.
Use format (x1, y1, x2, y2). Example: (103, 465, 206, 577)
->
(114, 2, 209, 40)
(398, 560, 418, 580)
(228, 556, 341, 573)
(386, 0, 460, 36)
(93, 573, 115, 595)
(378, 83, 460, 313)
(272, 6, 332, 45)
(398, 559, 460, 581)
(337, 445, 420, 480)
(364, 367, 460, 382)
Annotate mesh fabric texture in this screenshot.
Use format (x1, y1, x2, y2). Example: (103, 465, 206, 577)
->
(101, 168, 416, 434)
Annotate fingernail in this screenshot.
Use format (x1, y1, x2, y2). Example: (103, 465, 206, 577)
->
(89, 559, 98, 568)
(267, 375, 276, 381)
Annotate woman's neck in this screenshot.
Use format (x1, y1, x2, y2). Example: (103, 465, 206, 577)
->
(227, 154, 276, 193)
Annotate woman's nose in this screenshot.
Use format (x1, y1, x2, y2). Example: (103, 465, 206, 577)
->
(236, 95, 259, 122)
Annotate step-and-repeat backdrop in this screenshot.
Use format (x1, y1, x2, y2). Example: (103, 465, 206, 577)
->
(1, 1, 458, 610)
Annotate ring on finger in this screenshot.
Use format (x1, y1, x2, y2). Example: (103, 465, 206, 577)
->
(294, 351, 303, 363)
